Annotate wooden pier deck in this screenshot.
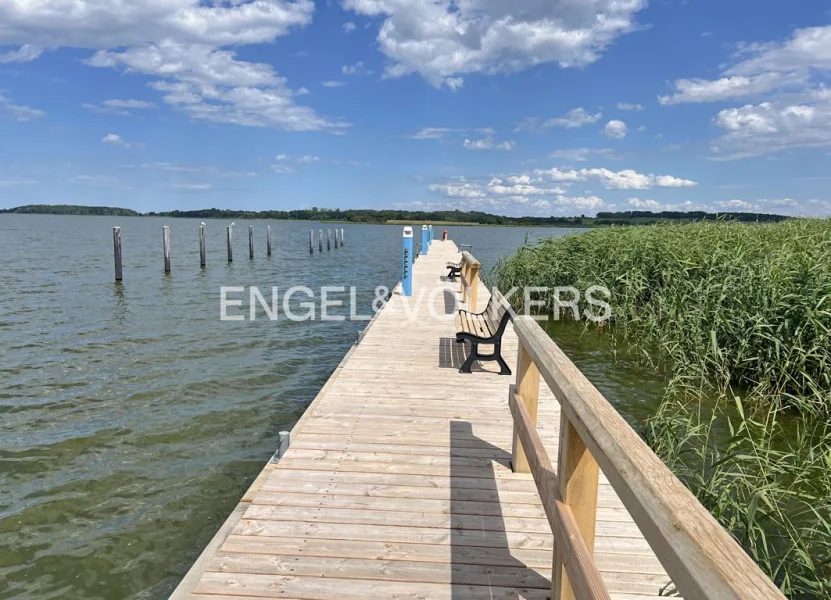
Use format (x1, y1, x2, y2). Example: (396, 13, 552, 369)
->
(172, 239, 783, 600)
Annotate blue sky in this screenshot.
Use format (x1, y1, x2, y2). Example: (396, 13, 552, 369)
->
(0, 0, 830, 217)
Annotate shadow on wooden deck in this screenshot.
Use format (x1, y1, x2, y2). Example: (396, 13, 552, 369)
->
(450, 420, 551, 598)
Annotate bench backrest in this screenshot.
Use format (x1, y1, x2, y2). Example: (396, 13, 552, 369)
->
(484, 291, 512, 337)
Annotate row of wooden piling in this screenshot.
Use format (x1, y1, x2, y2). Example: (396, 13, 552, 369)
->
(309, 228, 344, 254)
(112, 224, 344, 281)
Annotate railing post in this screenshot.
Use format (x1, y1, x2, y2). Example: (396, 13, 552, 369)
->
(553, 416, 600, 600)
(469, 262, 480, 310)
(459, 257, 468, 302)
(511, 344, 540, 473)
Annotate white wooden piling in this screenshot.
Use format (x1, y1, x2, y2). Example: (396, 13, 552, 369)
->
(113, 226, 122, 281)
(327, 229, 332, 251)
(309, 230, 314, 254)
(334, 228, 339, 249)
(227, 226, 233, 262)
(341, 228, 344, 245)
(199, 225, 206, 268)
(249, 225, 254, 259)
(163, 225, 171, 272)
(318, 229, 323, 253)
(267, 226, 272, 256)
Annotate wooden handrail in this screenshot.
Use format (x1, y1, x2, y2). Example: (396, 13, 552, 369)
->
(509, 385, 611, 600)
(509, 314, 786, 600)
(459, 251, 481, 309)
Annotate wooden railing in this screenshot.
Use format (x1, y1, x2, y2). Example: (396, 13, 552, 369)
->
(459, 251, 480, 308)
(504, 312, 787, 600)
(442, 252, 790, 600)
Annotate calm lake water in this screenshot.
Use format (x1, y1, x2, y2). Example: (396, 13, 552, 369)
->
(0, 215, 665, 600)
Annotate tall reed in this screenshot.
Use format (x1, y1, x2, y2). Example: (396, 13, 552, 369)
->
(495, 219, 831, 598)
(495, 219, 831, 413)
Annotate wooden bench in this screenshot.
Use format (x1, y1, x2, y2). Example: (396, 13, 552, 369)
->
(446, 261, 462, 280)
(455, 294, 512, 375)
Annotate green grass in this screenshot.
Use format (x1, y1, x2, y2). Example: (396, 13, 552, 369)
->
(494, 219, 831, 598)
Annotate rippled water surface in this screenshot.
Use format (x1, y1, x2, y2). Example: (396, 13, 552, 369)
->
(1, 215, 574, 600)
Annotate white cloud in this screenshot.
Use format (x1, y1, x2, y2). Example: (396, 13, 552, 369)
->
(0, 92, 45, 121)
(102, 133, 133, 147)
(343, 0, 647, 89)
(617, 102, 644, 111)
(86, 42, 348, 132)
(661, 25, 831, 158)
(343, 22, 357, 33)
(342, 61, 374, 76)
(545, 107, 603, 129)
(658, 74, 786, 105)
(603, 119, 627, 139)
(272, 153, 321, 172)
(0, 44, 43, 63)
(322, 81, 348, 88)
(0, 1, 346, 133)
(463, 136, 515, 151)
(536, 167, 697, 190)
(426, 175, 604, 215)
(626, 197, 661, 209)
(0, 0, 314, 49)
(549, 148, 617, 162)
(710, 96, 831, 159)
(714, 199, 760, 210)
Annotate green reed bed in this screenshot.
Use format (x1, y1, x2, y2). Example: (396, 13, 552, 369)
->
(495, 219, 831, 598)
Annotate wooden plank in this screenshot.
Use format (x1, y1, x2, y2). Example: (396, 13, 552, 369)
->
(194, 571, 551, 600)
(208, 552, 552, 588)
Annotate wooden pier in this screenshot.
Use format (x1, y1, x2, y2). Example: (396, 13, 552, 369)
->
(171, 240, 783, 600)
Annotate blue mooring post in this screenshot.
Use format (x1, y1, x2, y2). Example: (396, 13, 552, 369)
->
(402, 227, 413, 297)
(428, 224, 433, 246)
(421, 224, 429, 255)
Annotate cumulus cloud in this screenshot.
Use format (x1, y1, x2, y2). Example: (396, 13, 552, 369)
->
(322, 81, 347, 88)
(343, 22, 357, 33)
(102, 133, 133, 147)
(662, 25, 831, 158)
(0, 1, 346, 132)
(0, 92, 45, 121)
(624, 198, 710, 212)
(536, 167, 697, 190)
(603, 119, 628, 139)
(342, 0, 647, 89)
(0, 0, 314, 49)
(708, 96, 831, 159)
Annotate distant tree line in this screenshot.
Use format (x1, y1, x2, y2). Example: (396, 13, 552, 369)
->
(0, 204, 791, 226)
(0, 204, 141, 217)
